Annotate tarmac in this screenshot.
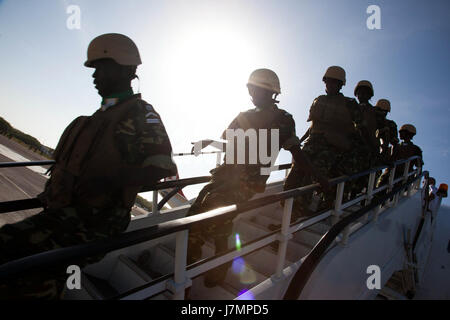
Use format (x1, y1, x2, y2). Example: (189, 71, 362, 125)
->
(0, 134, 149, 227)
(0, 135, 49, 226)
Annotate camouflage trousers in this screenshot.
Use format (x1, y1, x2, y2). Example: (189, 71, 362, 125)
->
(345, 134, 378, 198)
(186, 179, 256, 285)
(0, 205, 130, 299)
(376, 165, 416, 194)
(284, 135, 368, 220)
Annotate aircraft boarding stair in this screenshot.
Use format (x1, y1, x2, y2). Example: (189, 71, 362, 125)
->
(0, 156, 445, 300)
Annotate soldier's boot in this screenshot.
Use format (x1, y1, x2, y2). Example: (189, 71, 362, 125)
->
(203, 236, 231, 288)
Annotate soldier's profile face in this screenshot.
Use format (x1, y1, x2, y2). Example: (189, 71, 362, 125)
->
(324, 78, 342, 95)
(91, 58, 125, 97)
(399, 130, 413, 141)
(356, 87, 373, 103)
(247, 84, 274, 107)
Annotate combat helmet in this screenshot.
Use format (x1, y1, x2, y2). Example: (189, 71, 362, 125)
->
(323, 66, 346, 85)
(354, 80, 374, 96)
(375, 99, 391, 112)
(84, 33, 142, 67)
(400, 124, 416, 135)
(247, 69, 281, 94)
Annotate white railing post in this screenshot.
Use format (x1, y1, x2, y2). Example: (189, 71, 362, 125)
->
(402, 161, 411, 183)
(332, 182, 345, 225)
(167, 230, 191, 300)
(388, 166, 396, 192)
(366, 172, 376, 205)
(386, 166, 396, 207)
(373, 204, 382, 223)
(333, 181, 350, 246)
(274, 197, 293, 279)
(341, 225, 350, 246)
(414, 164, 423, 190)
(152, 191, 158, 214)
(407, 174, 415, 197)
(363, 172, 377, 223)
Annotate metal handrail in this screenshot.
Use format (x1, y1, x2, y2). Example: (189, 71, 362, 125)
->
(0, 160, 54, 168)
(0, 163, 293, 214)
(0, 156, 421, 282)
(283, 169, 427, 300)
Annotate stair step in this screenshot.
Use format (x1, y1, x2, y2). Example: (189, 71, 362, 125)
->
(222, 258, 268, 295)
(242, 248, 289, 277)
(307, 219, 332, 234)
(379, 286, 407, 300)
(292, 229, 324, 248)
(188, 276, 236, 300)
(260, 203, 284, 221)
(284, 239, 312, 262)
(234, 219, 271, 243)
(108, 255, 152, 293)
(149, 292, 173, 300)
(250, 214, 282, 230)
(141, 244, 175, 277)
(83, 273, 119, 300)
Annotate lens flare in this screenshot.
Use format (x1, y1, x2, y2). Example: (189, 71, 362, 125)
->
(235, 233, 241, 251)
(232, 257, 246, 274)
(239, 266, 257, 284)
(237, 289, 255, 300)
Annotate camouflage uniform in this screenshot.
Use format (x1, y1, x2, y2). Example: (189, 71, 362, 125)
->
(285, 93, 369, 219)
(359, 102, 382, 167)
(187, 104, 300, 285)
(350, 102, 382, 197)
(0, 91, 176, 299)
(376, 141, 423, 189)
(374, 110, 399, 163)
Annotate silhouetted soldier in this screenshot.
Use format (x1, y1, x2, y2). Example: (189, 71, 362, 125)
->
(377, 124, 423, 189)
(284, 66, 369, 216)
(186, 69, 328, 289)
(0, 33, 177, 299)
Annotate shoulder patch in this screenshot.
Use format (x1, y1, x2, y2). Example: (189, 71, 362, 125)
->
(142, 103, 161, 123)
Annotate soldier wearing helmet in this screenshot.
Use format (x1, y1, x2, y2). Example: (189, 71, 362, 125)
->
(0, 33, 177, 299)
(376, 124, 423, 188)
(186, 68, 328, 290)
(354, 80, 380, 160)
(353, 80, 384, 192)
(284, 66, 371, 215)
(374, 99, 399, 162)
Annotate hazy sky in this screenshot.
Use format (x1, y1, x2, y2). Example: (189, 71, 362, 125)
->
(0, 0, 449, 202)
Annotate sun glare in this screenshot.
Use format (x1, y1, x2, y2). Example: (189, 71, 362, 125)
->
(161, 24, 264, 137)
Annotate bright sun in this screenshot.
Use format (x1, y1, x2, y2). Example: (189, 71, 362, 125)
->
(142, 23, 274, 199)
(161, 24, 265, 140)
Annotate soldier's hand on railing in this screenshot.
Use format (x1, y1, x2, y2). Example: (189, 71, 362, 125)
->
(190, 139, 213, 154)
(316, 174, 331, 193)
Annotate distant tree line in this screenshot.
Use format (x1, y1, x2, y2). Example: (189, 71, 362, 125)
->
(0, 116, 54, 157)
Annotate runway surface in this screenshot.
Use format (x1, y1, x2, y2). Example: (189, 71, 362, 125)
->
(0, 135, 49, 226)
(0, 135, 150, 227)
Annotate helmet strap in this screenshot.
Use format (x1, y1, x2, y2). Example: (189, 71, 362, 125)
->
(132, 74, 140, 94)
(272, 93, 280, 104)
